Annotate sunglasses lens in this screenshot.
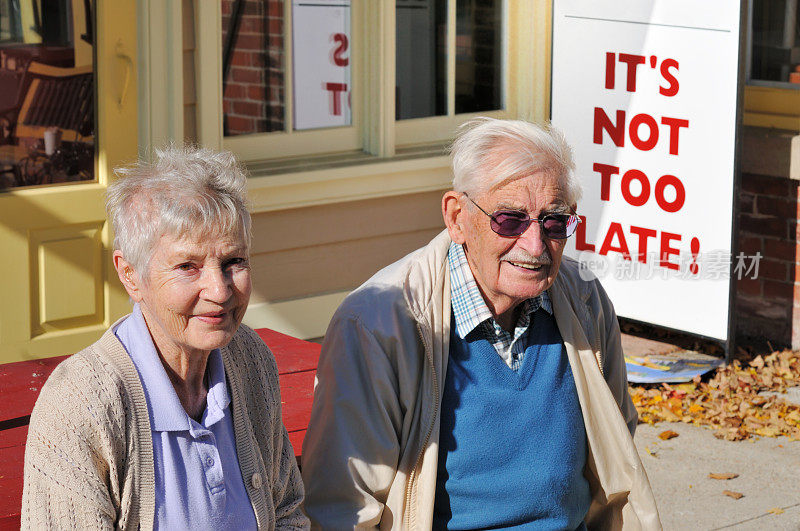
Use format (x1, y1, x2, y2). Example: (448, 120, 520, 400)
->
(541, 214, 577, 239)
(490, 211, 531, 237)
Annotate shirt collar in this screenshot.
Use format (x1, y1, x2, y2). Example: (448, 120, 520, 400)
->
(113, 303, 230, 432)
(448, 241, 552, 339)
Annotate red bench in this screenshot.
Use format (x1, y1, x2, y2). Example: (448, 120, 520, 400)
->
(0, 328, 319, 530)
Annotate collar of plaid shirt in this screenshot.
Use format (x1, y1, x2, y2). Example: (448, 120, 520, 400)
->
(448, 241, 553, 370)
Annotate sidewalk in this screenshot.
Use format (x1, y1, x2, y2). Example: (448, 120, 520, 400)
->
(635, 422, 800, 530)
(622, 332, 800, 530)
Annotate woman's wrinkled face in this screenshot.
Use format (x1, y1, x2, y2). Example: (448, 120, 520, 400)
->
(130, 230, 252, 358)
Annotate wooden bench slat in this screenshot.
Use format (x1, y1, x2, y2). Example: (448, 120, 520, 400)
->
(0, 356, 69, 422)
(255, 328, 321, 374)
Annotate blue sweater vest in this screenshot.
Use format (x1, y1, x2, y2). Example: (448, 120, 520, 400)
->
(432, 309, 590, 530)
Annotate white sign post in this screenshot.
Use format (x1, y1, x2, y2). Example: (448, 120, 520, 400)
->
(292, 0, 351, 130)
(552, 1, 743, 343)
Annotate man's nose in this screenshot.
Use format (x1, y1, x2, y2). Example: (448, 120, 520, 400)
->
(202, 267, 232, 302)
(515, 220, 548, 256)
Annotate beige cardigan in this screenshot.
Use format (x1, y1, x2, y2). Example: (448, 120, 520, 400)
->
(302, 230, 660, 529)
(22, 321, 309, 530)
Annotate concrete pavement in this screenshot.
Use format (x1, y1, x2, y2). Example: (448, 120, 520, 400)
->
(635, 422, 800, 530)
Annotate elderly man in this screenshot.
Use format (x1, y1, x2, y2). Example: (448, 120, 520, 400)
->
(302, 118, 661, 529)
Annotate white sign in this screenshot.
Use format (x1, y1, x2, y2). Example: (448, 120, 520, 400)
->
(552, 0, 743, 340)
(292, 0, 351, 130)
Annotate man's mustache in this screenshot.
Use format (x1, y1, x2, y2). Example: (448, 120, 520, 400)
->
(501, 249, 552, 265)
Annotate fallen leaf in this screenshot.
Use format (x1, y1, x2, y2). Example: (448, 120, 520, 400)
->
(709, 473, 739, 480)
(645, 446, 658, 458)
(723, 490, 744, 499)
(768, 507, 785, 515)
(659, 430, 679, 440)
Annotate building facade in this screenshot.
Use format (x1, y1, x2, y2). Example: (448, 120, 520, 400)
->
(0, 0, 798, 364)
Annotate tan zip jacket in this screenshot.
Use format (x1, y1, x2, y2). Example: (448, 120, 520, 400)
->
(302, 230, 661, 530)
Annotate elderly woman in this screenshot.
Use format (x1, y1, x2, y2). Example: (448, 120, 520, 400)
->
(22, 146, 309, 529)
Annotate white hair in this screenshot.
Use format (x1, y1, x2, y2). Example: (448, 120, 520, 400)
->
(106, 145, 252, 275)
(450, 117, 581, 205)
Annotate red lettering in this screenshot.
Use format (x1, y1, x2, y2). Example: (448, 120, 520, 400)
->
(599, 222, 631, 259)
(629, 113, 659, 151)
(575, 215, 595, 252)
(605, 52, 616, 89)
(618, 53, 646, 92)
(655, 175, 686, 213)
(629, 226, 657, 263)
(659, 58, 679, 96)
(620, 169, 650, 207)
(660, 232, 681, 270)
(660, 116, 689, 155)
(325, 82, 348, 115)
(332, 33, 349, 67)
(593, 108, 625, 147)
(592, 163, 619, 201)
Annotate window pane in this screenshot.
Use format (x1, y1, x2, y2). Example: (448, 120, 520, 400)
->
(455, 0, 502, 113)
(292, 0, 352, 130)
(396, 0, 447, 120)
(750, 0, 800, 86)
(222, 0, 285, 136)
(0, 0, 95, 191)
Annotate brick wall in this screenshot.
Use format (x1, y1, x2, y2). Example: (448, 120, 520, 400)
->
(736, 172, 800, 348)
(222, 0, 284, 136)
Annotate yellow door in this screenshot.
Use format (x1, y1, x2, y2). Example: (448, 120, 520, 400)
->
(0, 1, 137, 363)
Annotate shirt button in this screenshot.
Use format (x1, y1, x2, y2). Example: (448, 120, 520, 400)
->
(251, 473, 263, 489)
(206, 457, 214, 467)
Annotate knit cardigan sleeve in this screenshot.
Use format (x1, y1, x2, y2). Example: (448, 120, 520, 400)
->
(21, 348, 142, 529)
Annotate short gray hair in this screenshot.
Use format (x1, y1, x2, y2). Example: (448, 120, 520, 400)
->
(450, 117, 581, 205)
(106, 145, 251, 275)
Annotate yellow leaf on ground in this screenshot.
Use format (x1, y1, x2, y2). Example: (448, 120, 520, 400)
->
(659, 430, 679, 440)
(709, 473, 739, 480)
(723, 490, 744, 499)
(768, 507, 785, 515)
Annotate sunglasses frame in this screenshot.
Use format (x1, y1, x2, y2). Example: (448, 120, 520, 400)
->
(463, 193, 581, 239)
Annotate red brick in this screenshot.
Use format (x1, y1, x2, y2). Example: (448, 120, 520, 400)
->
(233, 100, 264, 116)
(224, 82, 246, 99)
(738, 236, 762, 256)
(763, 279, 794, 300)
(763, 239, 797, 261)
(756, 195, 796, 218)
(230, 52, 253, 67)
(736, 277, 762, 297)
(741, 173, 791, 196)
(739, 213, 786, 238)
(247, 85, 266, 100)
(231, 67, 262, 84)
(760, 259, 788, 281)
(269, 18, 282, 34)
(234, 34, 263, 51)
(226, 115, 255, 133)
(739, 192, 755, 214)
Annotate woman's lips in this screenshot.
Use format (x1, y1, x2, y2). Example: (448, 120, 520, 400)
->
(195, 312, 227, 324)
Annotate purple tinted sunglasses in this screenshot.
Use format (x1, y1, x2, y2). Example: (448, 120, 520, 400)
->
(464, 194, 581, 239)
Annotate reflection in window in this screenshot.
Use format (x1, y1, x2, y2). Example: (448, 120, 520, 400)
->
(395, 0, 446, 120)
(455, 0, 502, 113)
(222, 0, 352, 137)
(750, 0, 800, 86)
(0, 0, 95, 191)
(395, 0, 502, 120)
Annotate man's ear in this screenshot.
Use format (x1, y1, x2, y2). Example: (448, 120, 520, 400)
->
(113, 250, 143, 302)
(442, 191, 467, 244)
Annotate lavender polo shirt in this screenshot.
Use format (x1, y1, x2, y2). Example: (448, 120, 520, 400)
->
(114, 304, 257, 530)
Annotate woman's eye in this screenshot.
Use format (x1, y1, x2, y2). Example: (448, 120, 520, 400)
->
(177, 263, 196, 272)
(226, 257, 249, 268)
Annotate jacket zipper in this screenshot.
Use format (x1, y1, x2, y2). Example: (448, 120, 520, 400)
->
(403, 322, 440, 528)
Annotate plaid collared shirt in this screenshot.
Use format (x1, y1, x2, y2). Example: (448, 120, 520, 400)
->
(448, 241, 553, 371)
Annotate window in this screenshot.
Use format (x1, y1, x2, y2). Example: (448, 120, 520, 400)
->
(0, 0, 95, 190)
(748, 0, 800, 88)
(210, 0, 508, 164)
